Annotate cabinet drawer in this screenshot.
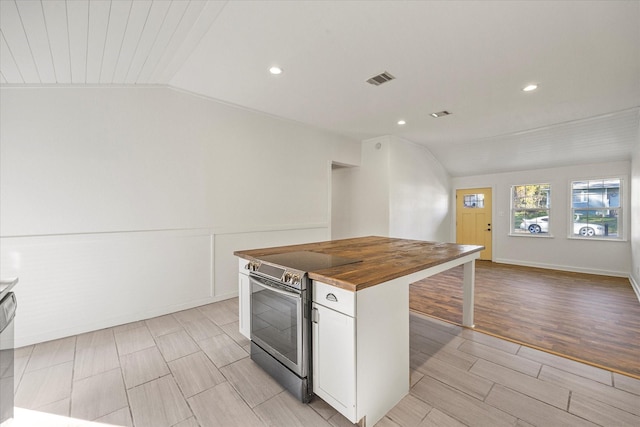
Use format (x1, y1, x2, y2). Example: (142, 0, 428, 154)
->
(313, 281, 355, 317)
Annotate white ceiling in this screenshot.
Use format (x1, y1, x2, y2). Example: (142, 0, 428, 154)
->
(1, 0, 639, 176)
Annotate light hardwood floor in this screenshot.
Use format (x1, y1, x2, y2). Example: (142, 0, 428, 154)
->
(410, 261, 640, 378)
(12, 298, 640, 426)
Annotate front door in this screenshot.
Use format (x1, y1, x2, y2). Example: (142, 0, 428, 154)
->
(456, 188, 492, 260)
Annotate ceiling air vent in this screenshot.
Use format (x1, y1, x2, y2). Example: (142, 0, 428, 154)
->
(430, 110, 451, 118)
(366, 71, 395, 86)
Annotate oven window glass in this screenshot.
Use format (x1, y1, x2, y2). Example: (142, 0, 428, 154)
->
(251, 282, 299, 366)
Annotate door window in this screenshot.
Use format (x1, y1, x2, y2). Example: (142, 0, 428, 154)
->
(463, 193, 485, 208)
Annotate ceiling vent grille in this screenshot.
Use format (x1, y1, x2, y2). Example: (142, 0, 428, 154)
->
(431, 110, 451, 118)
(366, 71, 395, 86)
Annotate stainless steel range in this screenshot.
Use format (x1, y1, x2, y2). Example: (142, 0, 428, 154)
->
(245, 251, 360, 402)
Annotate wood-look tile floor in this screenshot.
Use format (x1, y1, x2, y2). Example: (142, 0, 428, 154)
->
(410, 261, 640, 378)
(12, 298, 640, 427)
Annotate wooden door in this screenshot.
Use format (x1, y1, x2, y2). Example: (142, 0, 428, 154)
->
(456, 188, 492, 260)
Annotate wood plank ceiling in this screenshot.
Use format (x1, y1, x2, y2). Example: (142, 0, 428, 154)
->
(0, 0, 224, 85)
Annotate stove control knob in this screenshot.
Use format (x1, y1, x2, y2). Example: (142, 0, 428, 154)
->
(246, 261, 259, 272)
(291, 275, 301, 285)
(283, 272, 292, 283)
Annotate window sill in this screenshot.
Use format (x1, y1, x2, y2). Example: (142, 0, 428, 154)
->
(509, 233, 554, 238)
(567, 236, 626, 242)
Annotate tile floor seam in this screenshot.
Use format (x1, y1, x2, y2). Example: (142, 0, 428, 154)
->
(472, 359, 573, 410)
(533, 361, 543, 379)
(494, 383, 581, 419)
(21, 359, 73, 374)
(607, 370, 614, 388)
(13, 346, 34, 393)
(179, 377, 230, 403)
(124, 371, 175, 392)
(421, 406, 437, 425)
(542, 374, 640, 419)
(566, 403, 610, 427)
(69, 334, 80, 418)
(611, 372, 632, 392)
(421, 365, 495, 403)
(482, 381, 498, 403)
(115, 364, 135, 427)
(415, 395, 474, 427)
(218, 361, 275, 411)
(482, 385, 551, 426)
(33, 397, 68, 412)
(166, 366, 198, 427)
(127, 373, 195, 427)
(465, 352, 481, 373)
(306, 400, 327, 421)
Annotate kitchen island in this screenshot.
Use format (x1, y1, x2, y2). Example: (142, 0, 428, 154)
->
(235, 236, 483, 426)
(235, 236, 483, 325)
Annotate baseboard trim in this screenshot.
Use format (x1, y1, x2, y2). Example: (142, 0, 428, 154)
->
(630, 274, 640, 302)
(494, 258, 628, 278)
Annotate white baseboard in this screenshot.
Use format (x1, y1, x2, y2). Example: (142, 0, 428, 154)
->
(630, 274, 640, 302)
(493, 258, 628, 278)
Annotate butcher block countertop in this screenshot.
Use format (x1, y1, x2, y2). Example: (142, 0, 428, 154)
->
(234, 236, 484, 291)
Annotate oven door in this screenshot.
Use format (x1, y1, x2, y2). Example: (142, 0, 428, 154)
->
(250, 274, 307, 378)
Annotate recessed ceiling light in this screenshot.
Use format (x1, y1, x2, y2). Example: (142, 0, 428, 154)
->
(430, 111, 451, 118)
(269, 66, 283, 75)
(397, 120, 406, 125)
(522, 84, 538, 92)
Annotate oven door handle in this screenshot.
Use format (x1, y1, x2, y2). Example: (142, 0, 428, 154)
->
(249, 276, 301, 298)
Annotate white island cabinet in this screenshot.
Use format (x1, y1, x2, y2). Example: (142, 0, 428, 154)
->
(238, 259, 251, 339)
(312, 279, 410, 427)
(312, 281, 356, 419)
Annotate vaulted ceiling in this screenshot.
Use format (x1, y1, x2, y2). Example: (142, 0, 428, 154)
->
(1, 0, 639, 176)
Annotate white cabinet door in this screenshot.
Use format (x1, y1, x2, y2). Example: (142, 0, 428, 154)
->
(238, 272, 250, 339)
(312, 302, 356, 420)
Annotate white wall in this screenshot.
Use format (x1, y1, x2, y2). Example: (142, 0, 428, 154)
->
(332, 137, 390, 239)
(0, 86, 360, 346)
(331, 136, 451, 242)
(388, 137, 451, 242)
(631, 122, 640, 296)
(452, 161, 632, 277)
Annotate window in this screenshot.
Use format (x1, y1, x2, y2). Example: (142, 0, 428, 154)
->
(571, 178, 621, 239)
(512, 184, 551, 235)
(463, 193, 484, 208)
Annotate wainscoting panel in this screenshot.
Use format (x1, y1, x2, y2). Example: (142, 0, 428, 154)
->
(1, 229, 213, 347)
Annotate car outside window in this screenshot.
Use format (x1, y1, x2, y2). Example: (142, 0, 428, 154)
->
(570, 178, 621, 239)
(512, 184, 551, 236)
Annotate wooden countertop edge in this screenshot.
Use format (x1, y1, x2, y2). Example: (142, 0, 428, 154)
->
(234, 237, 484, 292)
(308, 249, 484, 291)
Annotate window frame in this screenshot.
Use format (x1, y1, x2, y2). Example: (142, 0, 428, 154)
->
(510, 183, 552, 238)
(568, 177, 624, 241)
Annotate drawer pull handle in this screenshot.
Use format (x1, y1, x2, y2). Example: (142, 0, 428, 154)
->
(326, 293, 338, 302)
